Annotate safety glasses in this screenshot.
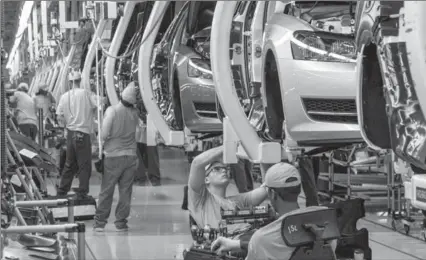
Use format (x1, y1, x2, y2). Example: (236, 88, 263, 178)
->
(206, 166, 230, 177)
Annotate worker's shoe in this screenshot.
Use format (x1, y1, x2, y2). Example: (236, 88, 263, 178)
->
(115, 223, 129, 232)
(93, 224, 105, 232)
(55, 192, 68, 198)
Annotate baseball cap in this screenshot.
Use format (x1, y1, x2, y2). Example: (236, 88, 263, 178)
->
(121, 82, 138, 105)
(264, 162, 301, 188)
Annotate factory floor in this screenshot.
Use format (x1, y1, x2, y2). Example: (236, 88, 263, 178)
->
(49, 147, 426, 259)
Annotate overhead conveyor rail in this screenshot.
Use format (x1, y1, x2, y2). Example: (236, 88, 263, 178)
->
(138, 1, 185, 147)
(211, 1, 282, 175)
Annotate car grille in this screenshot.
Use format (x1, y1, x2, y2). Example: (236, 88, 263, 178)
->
(302, 98, 358, 124)
(193, 102, 218, 118)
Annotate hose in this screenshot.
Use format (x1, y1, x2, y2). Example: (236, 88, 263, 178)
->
(90, 3, 168, 60)
(1, 0, 6, 176)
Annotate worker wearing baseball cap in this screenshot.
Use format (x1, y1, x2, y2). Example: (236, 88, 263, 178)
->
(94, 82, 140, 232)
(56, 70, 104, 199)
(211, 162, 330, 260)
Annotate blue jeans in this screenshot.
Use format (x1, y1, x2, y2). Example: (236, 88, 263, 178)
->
(94, 155, 138, 227)
(57, 130, 92, 196)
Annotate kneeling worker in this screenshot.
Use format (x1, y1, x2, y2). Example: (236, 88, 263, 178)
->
(188, 146, 268, 229)
(211, 162, 334, 259)
(94, 82, 140, 232)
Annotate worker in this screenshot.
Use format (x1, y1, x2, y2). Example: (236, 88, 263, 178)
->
(34, 84, 56, 124)
(134, 119, 148, 185)
(211, 162, 334, 259)
(134, 118, 162, 186)
(9, 83, 38, 141)
(93, 82, 139, 232)
(188, 146, 268, 229)
(55, 71, 102, 199)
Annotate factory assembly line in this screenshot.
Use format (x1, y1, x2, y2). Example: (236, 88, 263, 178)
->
(1, 1, 426, 260)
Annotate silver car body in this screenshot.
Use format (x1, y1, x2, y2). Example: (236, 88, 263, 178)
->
(262, 9, 362, 146)
(164, 2, 221, 133)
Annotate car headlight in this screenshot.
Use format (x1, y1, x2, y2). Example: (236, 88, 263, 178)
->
(188, 58, 213, 79)
(290, 30, 356, 63)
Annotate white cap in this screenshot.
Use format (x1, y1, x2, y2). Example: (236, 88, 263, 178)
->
(264, 162, 301, 188)
(68, 71, 81, 81)
(17, 82, 29, 92)
(121, 82, 137, 105)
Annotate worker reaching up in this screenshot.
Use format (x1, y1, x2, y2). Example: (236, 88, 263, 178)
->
(188, 146, 269, 230)
(55, 71, 105, 199)
(94, 82, 140, 232)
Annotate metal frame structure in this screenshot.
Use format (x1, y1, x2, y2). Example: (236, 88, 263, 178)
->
(1, 222, 86, 260)
(104, 1, 137, 106)
(81, 19, 107, 90)
(138, 1, 185, 147)
(211, 1, 282, 168)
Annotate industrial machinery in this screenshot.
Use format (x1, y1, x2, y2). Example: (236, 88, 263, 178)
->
(106, 1, 153, 105)
(138, 1, 185, 146)
(355, 1, 426, 239)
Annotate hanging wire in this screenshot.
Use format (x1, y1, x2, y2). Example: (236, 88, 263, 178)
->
(95, 38, 103, 160)
(0, 0, 7, 176)
(89, 3, 168, 60)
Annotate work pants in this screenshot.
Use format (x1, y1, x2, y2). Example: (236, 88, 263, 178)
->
(94, 155, 137, 227)
(135, 143, 161, 183)
(57, 130, 92, 196)
(231, 158, 254, 192)
(19, 123, 38, 142)
(298, 157, 320, 207)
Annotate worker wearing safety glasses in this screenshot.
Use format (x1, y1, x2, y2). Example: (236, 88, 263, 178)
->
(187, 146, 268, 232)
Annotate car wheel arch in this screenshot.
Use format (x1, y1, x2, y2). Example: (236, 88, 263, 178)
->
(357, 40, 392, 150)
(262, 48, 285, 140)
(172, 67, 184, 130)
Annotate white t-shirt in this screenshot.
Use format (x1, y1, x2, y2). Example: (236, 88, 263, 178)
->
(11, 91, 38, 126)
(56, 88, 98, 134)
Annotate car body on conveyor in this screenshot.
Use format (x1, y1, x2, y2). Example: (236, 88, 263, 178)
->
(261, 1, 362, 147)
(151, 1, 221, 134)
(115, 2, 155, 93)
(217, 1, 281, 140)
(355, 1, 426, 170)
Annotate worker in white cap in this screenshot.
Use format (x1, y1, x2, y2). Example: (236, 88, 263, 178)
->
(93, 82, 140, 232)
(56, 70, 104, 199)
(211, 162, 333, 260)
(9, 82, 38, 141)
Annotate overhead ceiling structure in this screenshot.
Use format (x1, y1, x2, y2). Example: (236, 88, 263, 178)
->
(2, 1, 22, 54)
(2, 1, 22, 80)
